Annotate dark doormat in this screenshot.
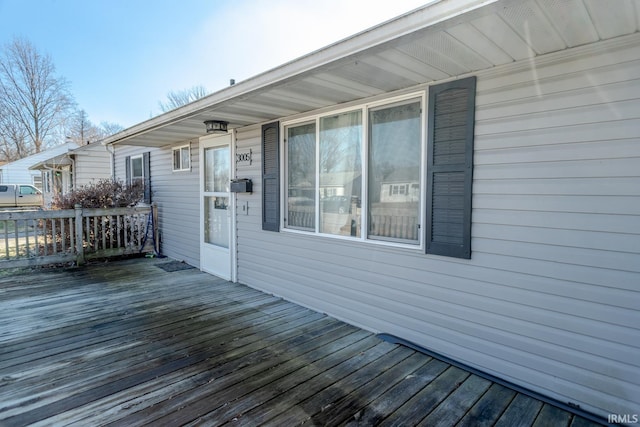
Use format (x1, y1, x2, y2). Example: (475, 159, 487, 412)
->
(156, 261, 195, 272)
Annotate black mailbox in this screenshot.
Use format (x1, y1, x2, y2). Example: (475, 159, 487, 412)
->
(230, 179, 252, 193)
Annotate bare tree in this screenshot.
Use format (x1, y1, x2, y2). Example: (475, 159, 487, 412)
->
(99, 121, 124, 138)
(65, 110, 124, 145)
(66, 110, 99, 145)
(0, 37, 75, 156)
(0, 112, 29, 161)
(158, 85, 208, 113)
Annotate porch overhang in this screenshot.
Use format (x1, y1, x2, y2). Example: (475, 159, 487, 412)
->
(29, 154, 72, 171)
(102, 0, 640, 148)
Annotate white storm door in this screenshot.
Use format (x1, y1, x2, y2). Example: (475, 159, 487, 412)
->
(200, 134, 233, 279)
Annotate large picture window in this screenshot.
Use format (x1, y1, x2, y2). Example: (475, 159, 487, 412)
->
(284, 95, 423, 246)
(278, 78, 475, 257)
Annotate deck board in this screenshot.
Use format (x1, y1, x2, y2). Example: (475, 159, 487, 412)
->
(456, 383, 517, 427)
(417, 374, 493, 427)
(379, 366, 471, 427)
(0, 257, 606, 427)
(494, 394, 544, 427)
(342, 358, 448, 427)
(177, 338, 401, 426)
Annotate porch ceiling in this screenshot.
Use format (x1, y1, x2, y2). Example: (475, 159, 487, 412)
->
(105, 0, 640, 147)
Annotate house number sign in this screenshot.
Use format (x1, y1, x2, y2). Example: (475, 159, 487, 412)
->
(236, 149, 252, 165)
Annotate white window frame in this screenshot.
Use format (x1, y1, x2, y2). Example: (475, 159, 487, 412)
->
(172, 144, 191, 172)
(282, 91, 426, 250)
(130, 154, 144, 184)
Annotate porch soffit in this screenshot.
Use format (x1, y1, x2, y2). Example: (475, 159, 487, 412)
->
(29, 155, 72, 170)
(106, 0, 640, 148)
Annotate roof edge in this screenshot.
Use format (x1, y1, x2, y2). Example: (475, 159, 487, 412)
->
(103, 0, 499, 146)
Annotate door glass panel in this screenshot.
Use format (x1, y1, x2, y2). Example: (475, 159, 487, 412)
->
(204, 196, 229, 248)
(204, 146, 230, 192)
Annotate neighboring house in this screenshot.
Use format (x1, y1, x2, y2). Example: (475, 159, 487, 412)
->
(0, 142, 79, 190)
(29, 142, 113, 206)
(103, 0, 640, 422)
(379, 169, 421, 203)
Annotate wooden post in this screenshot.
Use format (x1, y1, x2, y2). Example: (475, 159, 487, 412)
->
(152, 203, 160, 255)
(75, 204, 85, 266)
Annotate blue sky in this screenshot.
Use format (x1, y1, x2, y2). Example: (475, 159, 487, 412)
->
(0, 0, 428, 129)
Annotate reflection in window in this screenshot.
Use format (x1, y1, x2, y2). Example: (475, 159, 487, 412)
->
(287, 123, 316, 230)
(319, 111, 362, 237)
(204, 146, 230, 193)
(203, 145, 230, 249)
(204, 196, 229, 248)
(368, 100, 421, 242)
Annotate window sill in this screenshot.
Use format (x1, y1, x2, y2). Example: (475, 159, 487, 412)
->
(281, 226, 423, 252)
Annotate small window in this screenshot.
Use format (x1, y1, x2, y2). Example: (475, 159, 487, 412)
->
(125, 152, 151, 204)
(130, 155, 144, 184)
(173, 145, 191, 171)
(0, 186, 7, 192)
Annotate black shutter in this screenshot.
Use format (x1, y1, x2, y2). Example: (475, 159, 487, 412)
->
(125, 156, 131, 184)
(143, 151, 151, 204)
(426, 76, 476, 259)
(262, 121, 280, 231)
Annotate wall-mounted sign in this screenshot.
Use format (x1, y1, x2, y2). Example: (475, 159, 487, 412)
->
(236, 149, 252, 165)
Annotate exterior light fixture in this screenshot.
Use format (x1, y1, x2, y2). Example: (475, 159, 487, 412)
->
(204, 120, 228, 134)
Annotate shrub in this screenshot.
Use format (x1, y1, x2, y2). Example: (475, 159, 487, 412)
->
(51, 179, 144, 210)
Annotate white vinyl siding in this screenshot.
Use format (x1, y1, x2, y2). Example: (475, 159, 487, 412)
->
(234, 36, 640, 419)
(73, 144, 111, 187)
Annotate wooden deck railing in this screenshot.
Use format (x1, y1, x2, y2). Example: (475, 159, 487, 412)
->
(0, 204, 158, 268)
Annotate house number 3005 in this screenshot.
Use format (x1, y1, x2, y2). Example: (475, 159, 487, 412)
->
(236, 149, 252, 165)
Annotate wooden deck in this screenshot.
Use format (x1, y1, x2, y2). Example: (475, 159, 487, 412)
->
(0, 257, 604, 426)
